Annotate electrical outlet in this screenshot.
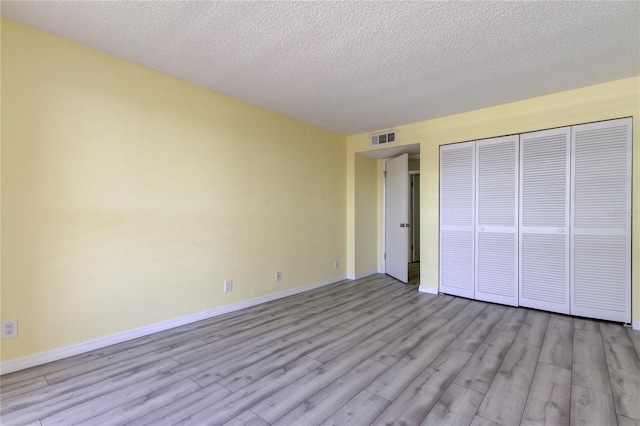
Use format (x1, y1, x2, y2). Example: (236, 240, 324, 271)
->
(224, 280, 233, 293)
(334, 260, 339, 270)
(275, 272, 281, 282)
(2, 319, 18, 339)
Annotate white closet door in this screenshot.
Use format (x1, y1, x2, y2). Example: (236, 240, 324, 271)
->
(519, 128, 570, 314)
(475, 135, 519, 306)
(571, 118, 632, 323)
(440, 142, 475, 298)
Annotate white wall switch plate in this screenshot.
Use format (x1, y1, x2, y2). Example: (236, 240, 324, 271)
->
(224, 280, 233, 292)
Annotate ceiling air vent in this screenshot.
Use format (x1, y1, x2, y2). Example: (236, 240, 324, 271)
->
(371, 130, 396, 146)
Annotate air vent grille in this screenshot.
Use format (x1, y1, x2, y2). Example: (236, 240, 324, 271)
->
(371, 130, 396, 146)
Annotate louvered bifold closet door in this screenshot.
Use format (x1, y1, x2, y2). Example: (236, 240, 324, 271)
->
(571, 118, 632, 323)
(519, 128, 570, 314)
(440, 142, 475, 298)
(475, 136, 519, 306)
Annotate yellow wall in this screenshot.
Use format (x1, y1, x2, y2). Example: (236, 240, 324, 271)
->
(1, 19, 346, 362)
(347, 76, 640, 323)
(354, 155, 379, 276)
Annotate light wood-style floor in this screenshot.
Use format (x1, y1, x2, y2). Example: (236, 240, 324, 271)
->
(408, 262, 420, 284)
(2, 274, 640, 426)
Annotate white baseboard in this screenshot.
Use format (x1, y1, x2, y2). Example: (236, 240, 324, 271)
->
(347, 270, 379, 280)
(418, 285, 438, 295)
(355, 270, 379, 280)
(633, 320, 640, 331)
(0, 275, 347, 375)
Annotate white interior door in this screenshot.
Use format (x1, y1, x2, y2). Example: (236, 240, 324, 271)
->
(519, 128, 570, 314)
(475, 135, 519, 306)
(571, 118, 632, 323)
(440, 142, 475, 298)
(385, 153, 409, 282)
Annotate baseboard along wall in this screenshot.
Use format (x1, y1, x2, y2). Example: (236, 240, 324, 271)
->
(0, 275, 347, 375)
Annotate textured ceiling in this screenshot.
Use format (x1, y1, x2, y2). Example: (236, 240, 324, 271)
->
(2, 1, 639, 135)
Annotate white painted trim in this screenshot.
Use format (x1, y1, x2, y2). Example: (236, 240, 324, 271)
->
(633, 320, 640, 331)
(419, 285, 438, 294)
(382, 160, 387, 275)
(0, 275, 347, 375)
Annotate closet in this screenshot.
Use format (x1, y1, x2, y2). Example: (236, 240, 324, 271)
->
(439, 118, 632, 323)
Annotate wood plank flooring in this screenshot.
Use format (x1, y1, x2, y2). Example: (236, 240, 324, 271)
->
(2, 274, 639, 426)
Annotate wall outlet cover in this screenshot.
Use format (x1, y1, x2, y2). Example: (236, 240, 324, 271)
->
(2, 319, 18, 339)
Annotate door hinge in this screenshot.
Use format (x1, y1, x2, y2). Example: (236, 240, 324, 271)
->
(383, 171, 387, 178)
(384, 253, 386, 259)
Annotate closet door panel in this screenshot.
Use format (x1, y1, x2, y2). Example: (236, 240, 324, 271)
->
(571, 118, 631, 323)
(519, 128, 570, 314)
(475, 135, 519, 306)
(440, 142, 475, 298)
(477, 232, 516, 298)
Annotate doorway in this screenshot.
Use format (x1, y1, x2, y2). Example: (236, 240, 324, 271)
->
(409, 171, 420, 283)
(355, 143, 420, 285)
(384, 153, 421, 284)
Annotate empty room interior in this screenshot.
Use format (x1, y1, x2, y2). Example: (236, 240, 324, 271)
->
(2, 2, 640, 425)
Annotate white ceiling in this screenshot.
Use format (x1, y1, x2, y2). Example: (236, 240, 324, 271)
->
(2, 1, 639, 135)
